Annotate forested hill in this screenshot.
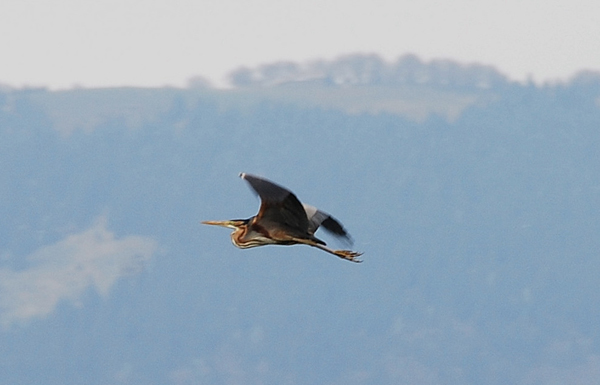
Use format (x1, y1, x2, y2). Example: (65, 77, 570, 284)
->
(1, 56, 600, 384)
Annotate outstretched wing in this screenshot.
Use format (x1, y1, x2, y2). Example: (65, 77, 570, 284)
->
(240, 173, 309, 232)
(303, 204, 353, 243)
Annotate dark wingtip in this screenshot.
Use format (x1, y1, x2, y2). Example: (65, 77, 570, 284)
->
(321, 216, 353, 244)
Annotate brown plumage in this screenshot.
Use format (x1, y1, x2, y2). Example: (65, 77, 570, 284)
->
(202, 173, 362, 263)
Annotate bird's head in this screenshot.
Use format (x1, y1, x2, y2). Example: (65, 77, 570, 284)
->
(201, 219, 247, 230)
(202, 218, 259, 249)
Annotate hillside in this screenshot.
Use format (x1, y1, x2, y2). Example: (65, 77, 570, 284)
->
(1, 57, 600, 384)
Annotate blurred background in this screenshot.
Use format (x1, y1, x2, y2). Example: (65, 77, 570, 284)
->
(1, 1, 600, 384)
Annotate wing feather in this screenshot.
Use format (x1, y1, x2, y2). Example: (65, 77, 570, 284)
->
(303, 204, 353, 243)
(240, 173, 309, 232)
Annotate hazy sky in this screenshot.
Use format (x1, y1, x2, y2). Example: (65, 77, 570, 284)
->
(1, 0, 599, 89)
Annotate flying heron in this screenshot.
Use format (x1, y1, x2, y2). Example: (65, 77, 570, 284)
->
(202, 173, 363, 262)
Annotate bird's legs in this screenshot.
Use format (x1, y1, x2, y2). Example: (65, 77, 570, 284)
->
(314, 244, 363, 263)
(289, 237, 363, 263)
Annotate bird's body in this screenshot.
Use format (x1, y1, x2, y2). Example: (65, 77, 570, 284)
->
(202, 173, 362, 262)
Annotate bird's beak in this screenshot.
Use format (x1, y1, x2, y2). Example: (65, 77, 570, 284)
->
(201, 220, 241, 229)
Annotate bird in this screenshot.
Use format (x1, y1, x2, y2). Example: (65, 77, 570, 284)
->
(202, 173, 363, 263)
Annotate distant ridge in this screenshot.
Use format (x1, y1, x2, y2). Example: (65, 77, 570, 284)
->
(228, 53, 510, 90)
(3, 54, 599, 135)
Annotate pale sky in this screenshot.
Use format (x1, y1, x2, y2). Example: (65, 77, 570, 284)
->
(1, 0, 599, 89)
